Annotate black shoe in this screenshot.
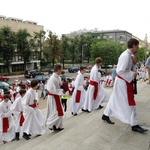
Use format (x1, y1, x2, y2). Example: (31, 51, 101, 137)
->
(15, 132, 20, 141)
(53, 125, 57, 130)
(57, 128, 64, 131)
(87, 110, 91, 113)
(28, 134, 32, 137)
(98, 105, 104, 109)
(3, 141, 7, 144)
(23, 133, 30, 140)
(81, 108, 87, 112)
(102, 114, 114, 124)
(132, 125, 148, 133)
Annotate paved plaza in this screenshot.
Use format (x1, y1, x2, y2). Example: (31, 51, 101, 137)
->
(0, 81, 150, 150)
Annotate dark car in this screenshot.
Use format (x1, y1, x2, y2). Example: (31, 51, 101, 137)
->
(60, 74, 73, 83)
(24, 70, 44, 78)
(68, 67, 79, 73)
(98, 70, 106, 75)
(0, 81, 12, 94)
(34, 75, 50, 83)
(0, 75, 9, 82)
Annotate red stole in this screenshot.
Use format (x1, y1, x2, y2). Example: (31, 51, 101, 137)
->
(117, 75, 136, 106)
(2, 118, 9, 133)
(19, 112, 24, 126)
(29, 103, 36, 108)
(48, 92, 64, 116)
(90, 80, 98, 100)
(75, 90, 81, 103)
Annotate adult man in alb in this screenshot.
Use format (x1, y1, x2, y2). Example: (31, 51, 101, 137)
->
(102, 38, 148, 133)
(45, 64, 64, 131)
(70, 66, 86, 116)
(82, 57, 109, 112)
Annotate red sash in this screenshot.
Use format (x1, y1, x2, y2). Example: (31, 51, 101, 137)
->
(29, 103, 36, 108)
(117, 75, 136, 106)
(19, 112, 24, 126)
(48, 92, 63, 116)
(90, 80, 98, 100)
(2, 118, 9, 133)
(75, 90, 81, 103)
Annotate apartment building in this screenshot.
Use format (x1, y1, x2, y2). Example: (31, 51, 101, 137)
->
(0, 15, 44, 73)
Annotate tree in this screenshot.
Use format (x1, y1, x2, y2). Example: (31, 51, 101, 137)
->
(0, 26, 16, 73)
(16, 29, 33, 71)
(44, 31, 61, 67)
(34, 30, 46, 60)
(91, 40, 122, 72)
(60, 35, 70, 68)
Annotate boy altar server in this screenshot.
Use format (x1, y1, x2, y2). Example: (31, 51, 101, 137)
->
(21, 80, 45, 140)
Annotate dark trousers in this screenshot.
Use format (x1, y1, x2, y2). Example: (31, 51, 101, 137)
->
(61, 98, 67, 112)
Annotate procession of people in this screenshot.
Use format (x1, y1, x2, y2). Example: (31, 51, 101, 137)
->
(0, 38, 149, 144)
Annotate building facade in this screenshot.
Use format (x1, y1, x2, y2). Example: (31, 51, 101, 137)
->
(0, 15, 44, 73)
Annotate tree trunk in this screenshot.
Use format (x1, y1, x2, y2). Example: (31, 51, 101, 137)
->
(62, 58, 65, 69)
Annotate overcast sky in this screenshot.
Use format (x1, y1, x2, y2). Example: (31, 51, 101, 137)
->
(1, 0, 150, 41)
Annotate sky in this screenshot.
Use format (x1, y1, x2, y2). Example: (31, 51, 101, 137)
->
(1, 0, 150, 42)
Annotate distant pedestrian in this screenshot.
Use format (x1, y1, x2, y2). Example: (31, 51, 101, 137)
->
(39, 81, 44, 98)
(111, 65, 117, 86)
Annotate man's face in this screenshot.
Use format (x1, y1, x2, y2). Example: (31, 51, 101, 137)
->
(132, 44, 139, 54)
(58, 68, 62, 75)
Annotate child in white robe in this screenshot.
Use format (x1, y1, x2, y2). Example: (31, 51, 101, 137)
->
(10, 89, 26, 141)
(0, 94, 15, 144)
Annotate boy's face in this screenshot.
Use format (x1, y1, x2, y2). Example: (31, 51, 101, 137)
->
(21, 93, 26, 98)
(4, 98, 9, 103)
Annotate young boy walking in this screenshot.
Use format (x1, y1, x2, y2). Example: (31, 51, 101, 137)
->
(10, 89, 26, 141)
(0, 94, 15, 144)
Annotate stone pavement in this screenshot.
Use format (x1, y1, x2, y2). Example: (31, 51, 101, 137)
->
(0, 82, 150, 150)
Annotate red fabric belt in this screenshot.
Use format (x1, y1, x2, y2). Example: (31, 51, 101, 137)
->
(75, 90, 81, 103)
(117, 75, 136, 106)
(29, 103, 36, 108)
(3, 117, 9, 133)
(20, 112, 24, 126)
(48, 92, 64, 116)
(90, 80, 98, 100)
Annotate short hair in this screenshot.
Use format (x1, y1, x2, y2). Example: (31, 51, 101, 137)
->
(80, 66, 86, 71)
(54, 64, 62, 72)
(3, 94, 10, 99)
(95, 57, 103, 64)
(31, 80, 39, 88)
(19, 89, 26, 96)
(127, 38, 139, 48)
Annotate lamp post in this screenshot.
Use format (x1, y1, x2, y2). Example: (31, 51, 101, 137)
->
(81, 44, 87, 66)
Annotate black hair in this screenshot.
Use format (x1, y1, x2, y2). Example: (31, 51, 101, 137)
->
(127, 38, 139, 48)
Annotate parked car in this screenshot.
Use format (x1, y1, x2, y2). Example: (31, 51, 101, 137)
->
(34, 75, 50, 84)
(24, 70, 44, 78)
(60, 74, 73, 83)
(0, 81, 12, 94)
(0, 75, 9, 82)
(68, 67, 79, 73)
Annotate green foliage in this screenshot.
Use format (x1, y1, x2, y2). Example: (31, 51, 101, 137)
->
(43, 31, 61, 67)
(91, 40, 122, 66)
(137, 47, 145, 62)
(16, 29, 32, 70)
(0, 26, 16, 73)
